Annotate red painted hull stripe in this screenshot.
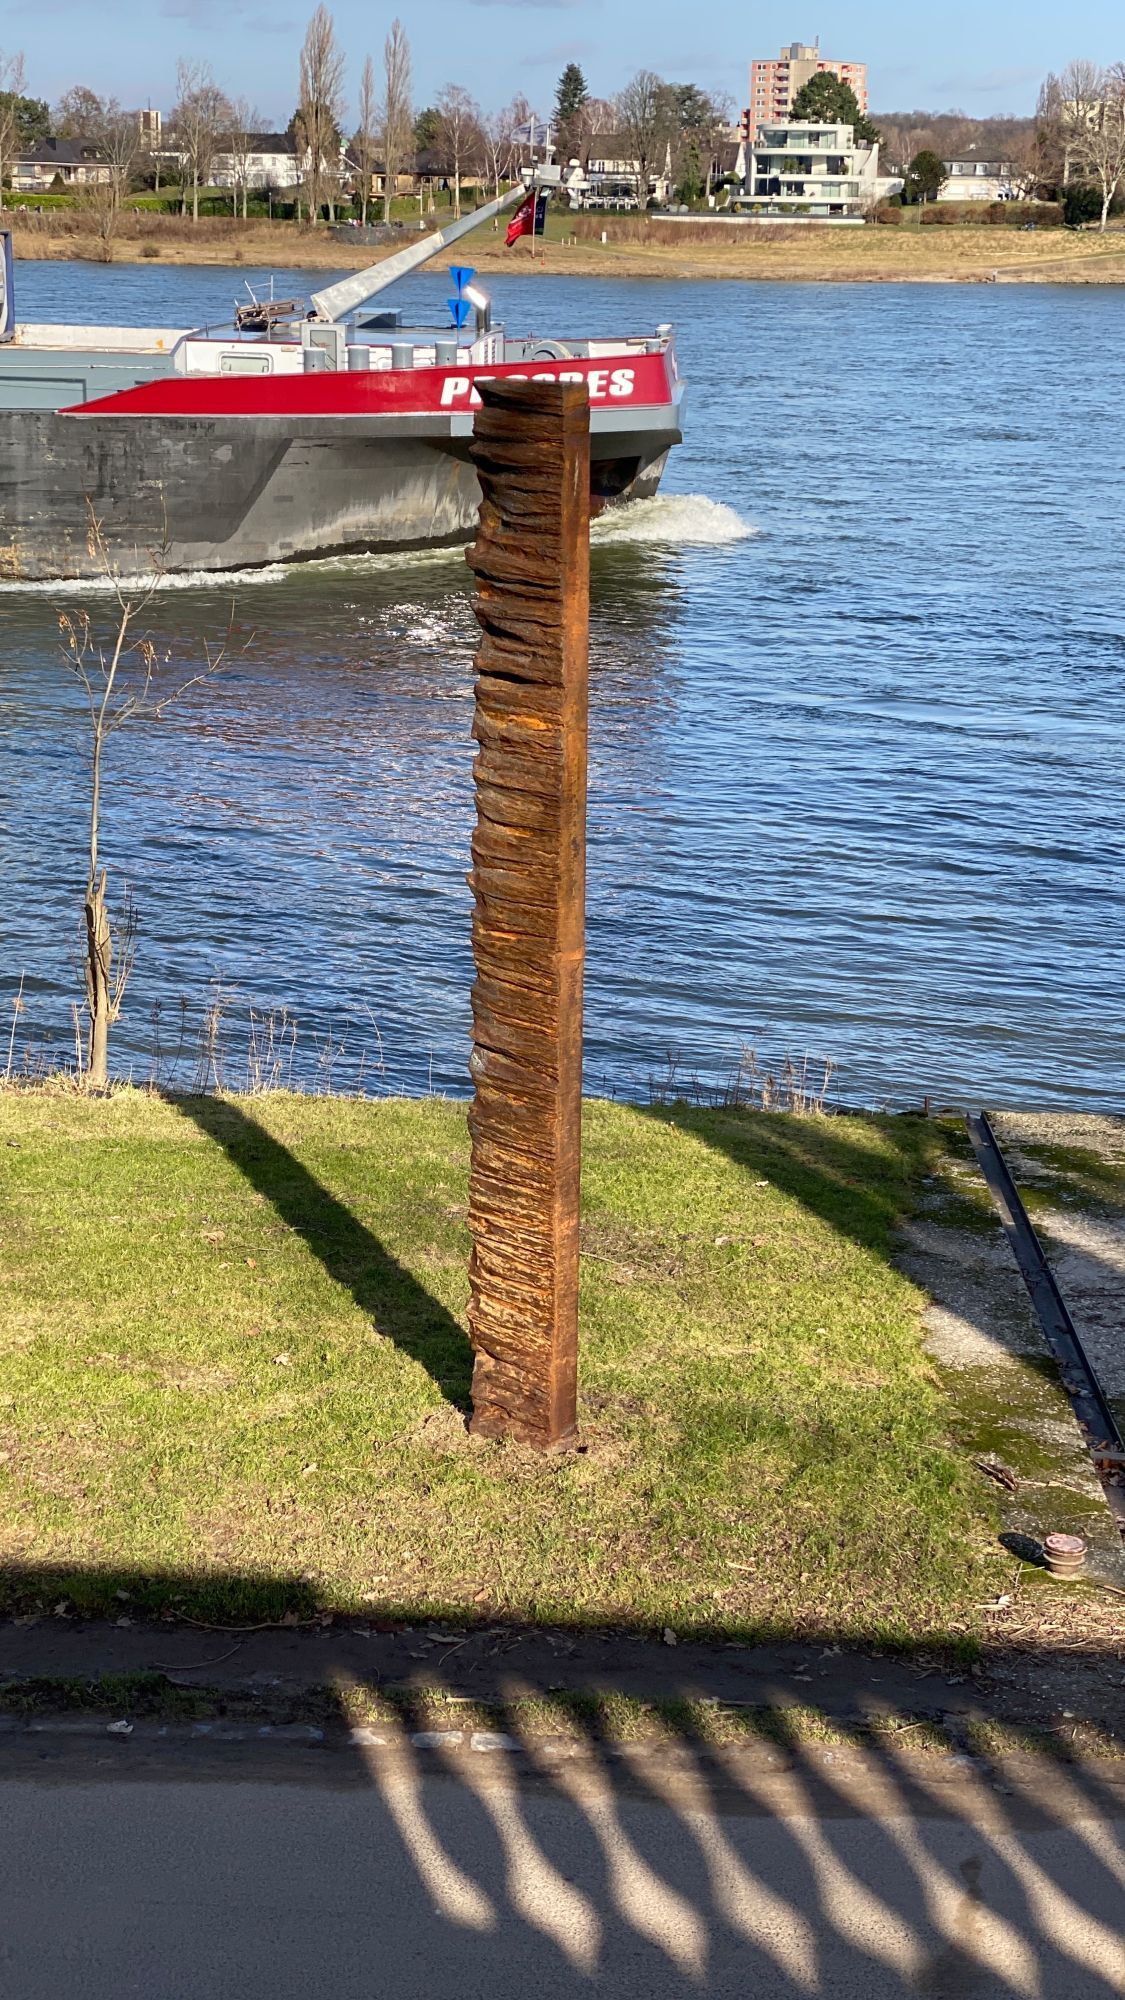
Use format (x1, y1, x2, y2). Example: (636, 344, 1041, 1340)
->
(64, 351, 675, 418)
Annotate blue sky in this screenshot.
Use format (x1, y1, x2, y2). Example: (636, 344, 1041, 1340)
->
(7, 0, 1122, 124)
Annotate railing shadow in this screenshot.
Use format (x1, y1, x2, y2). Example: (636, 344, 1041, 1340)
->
(2, 1573, 1124, 1999)
(171, 1093, 474, 1412)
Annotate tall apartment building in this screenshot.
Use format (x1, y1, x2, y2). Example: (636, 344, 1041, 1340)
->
(743, 43, 868, 143)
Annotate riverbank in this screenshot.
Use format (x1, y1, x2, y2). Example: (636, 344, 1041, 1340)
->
(10, 214, 1125, 284)
(0, 1088, 992, 1644)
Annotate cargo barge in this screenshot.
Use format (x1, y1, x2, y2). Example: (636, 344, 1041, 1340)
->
(0, 183, 685, 581)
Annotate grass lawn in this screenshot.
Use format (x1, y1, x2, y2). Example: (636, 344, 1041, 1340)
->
(0, 1091, 992, 1645)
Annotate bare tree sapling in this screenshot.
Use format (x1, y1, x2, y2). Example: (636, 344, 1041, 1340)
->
(59, 514, 232, 1089)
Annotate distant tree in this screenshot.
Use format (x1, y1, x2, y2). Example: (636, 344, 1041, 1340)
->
(0, 92, 48, 146)
(225, 96, 259, 219)
(54, 84, 105, 139)
(1061, 61, 1125, 227)
(354, 54, 377, 224)
(413, 104, 441, 154)
(172, 58, 231, 220)
(1037, 60, 1104, 188)
(435, 82, 481, 217)
(81, 98, 142, 257)
(379, 19, 413, 222)
(789, 70, 880, 144)
(296, 3, 345, 222)
(615, 68, 673, 202)
(666, 82, 731, 199)
(903, 148, 947, 204)
(482, 100, 521, 200)
(0, 50, 27, 212)
(553, 61, 588, 158)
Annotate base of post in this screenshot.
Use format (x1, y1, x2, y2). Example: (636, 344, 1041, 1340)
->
(468, 1412, 581, 1453)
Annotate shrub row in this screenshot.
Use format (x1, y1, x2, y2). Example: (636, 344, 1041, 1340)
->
(919, 201, 1063, 226)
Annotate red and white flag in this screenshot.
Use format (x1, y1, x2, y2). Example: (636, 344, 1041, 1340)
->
(505, 190, 537, 246)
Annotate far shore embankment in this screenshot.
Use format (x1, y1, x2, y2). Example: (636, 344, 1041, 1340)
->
(9, 212, 1125, 285)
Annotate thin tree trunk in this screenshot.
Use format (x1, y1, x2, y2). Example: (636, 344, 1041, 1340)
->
(192, 175, 199, 222)
(84, 871, 112, 1088)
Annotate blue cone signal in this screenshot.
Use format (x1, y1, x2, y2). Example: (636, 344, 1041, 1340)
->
(448, 297, 472, 328)
(448, 265, 476, 294)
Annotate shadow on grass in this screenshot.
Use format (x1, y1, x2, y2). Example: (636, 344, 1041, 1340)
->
(635, 1101, 939, 1262)
(171, 1093, 474, 1413)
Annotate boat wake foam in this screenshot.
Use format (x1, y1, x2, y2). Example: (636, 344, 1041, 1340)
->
(0, 497, 754, 596)
(592, 494, 756, 548)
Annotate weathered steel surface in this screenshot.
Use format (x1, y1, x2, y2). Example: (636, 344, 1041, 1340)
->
(465, 379, 590, 1448)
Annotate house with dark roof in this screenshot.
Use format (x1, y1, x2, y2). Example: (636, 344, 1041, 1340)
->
(12, 139, 113, 193)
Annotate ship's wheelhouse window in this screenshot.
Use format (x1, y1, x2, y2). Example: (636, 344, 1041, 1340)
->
(220, 352, 274, 375)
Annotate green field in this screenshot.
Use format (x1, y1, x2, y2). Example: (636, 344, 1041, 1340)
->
(0, 1091, 991, 1644)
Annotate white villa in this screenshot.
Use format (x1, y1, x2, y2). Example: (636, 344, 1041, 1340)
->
(209, 133, 301, 192)
(937, 159, 1016, 201)
(733, 119, 880, 220)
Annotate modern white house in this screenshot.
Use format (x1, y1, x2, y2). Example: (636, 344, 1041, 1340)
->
(732, 120, 880, 219)
(207, 133, 301, 191)
(937, 158, 1016, 201)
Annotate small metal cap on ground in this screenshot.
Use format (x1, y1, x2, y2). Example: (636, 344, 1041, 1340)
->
(1043, 1533, 1088, 1579)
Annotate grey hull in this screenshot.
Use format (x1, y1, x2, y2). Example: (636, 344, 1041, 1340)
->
(0, 409, 677, 581)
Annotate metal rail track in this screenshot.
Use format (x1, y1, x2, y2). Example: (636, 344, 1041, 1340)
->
(966, 1110, 1125, 1535)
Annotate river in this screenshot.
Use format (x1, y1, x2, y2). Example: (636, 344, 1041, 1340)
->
(1, 260, 1122, 1107)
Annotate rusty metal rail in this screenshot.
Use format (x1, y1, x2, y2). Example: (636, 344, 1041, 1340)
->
(463, 379, 590, 1449)
(966, 1110, 1125, 1533)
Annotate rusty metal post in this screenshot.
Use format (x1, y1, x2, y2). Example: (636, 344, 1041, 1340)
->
(464, 379, 590, 1448)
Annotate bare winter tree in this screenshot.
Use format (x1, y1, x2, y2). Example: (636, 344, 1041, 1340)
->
(0, 49, 27, 212)
(1041, 60, 1104, 188)
(1060, 60, 1125, 224)
(435, 83, 482, 218)
(482, 102, 520, 201)
(173, 58, 231, 220)
(379, 18, 413, 222)
(296, 4, 346, 222)
(573, 93, 614, 164)
(82, 99, 142, 260)
(54, 83, 104, 138)
(615, 68, 672, 203)
(354, 53, 377, 224)
(225, 95, 259, 219)
(58, 513, 233, 1089)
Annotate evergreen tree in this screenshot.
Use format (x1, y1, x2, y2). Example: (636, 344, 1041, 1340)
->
(413, 105, 441, 154)
(553, 61, 588, 154)
(789, 71, 880, 145)
(903, 149, 947, 204)
(554, 62, 588, 127)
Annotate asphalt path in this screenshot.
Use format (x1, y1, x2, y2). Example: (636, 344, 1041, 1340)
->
(1, 1733, 1123, 1997)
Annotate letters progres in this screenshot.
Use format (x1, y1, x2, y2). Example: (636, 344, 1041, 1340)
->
(439, 366, 637, 409)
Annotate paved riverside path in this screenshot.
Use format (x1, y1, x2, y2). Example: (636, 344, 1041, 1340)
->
(2, 1729, 1123, 1997)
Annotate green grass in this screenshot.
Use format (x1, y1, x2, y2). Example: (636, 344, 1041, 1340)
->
(0, 1092, 991, 1644)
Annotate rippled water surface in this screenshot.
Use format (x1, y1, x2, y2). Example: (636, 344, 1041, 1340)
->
(2, 262, 1122, 1106)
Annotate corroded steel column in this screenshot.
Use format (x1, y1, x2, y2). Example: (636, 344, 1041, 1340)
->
(464, 379, 590, 1448)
